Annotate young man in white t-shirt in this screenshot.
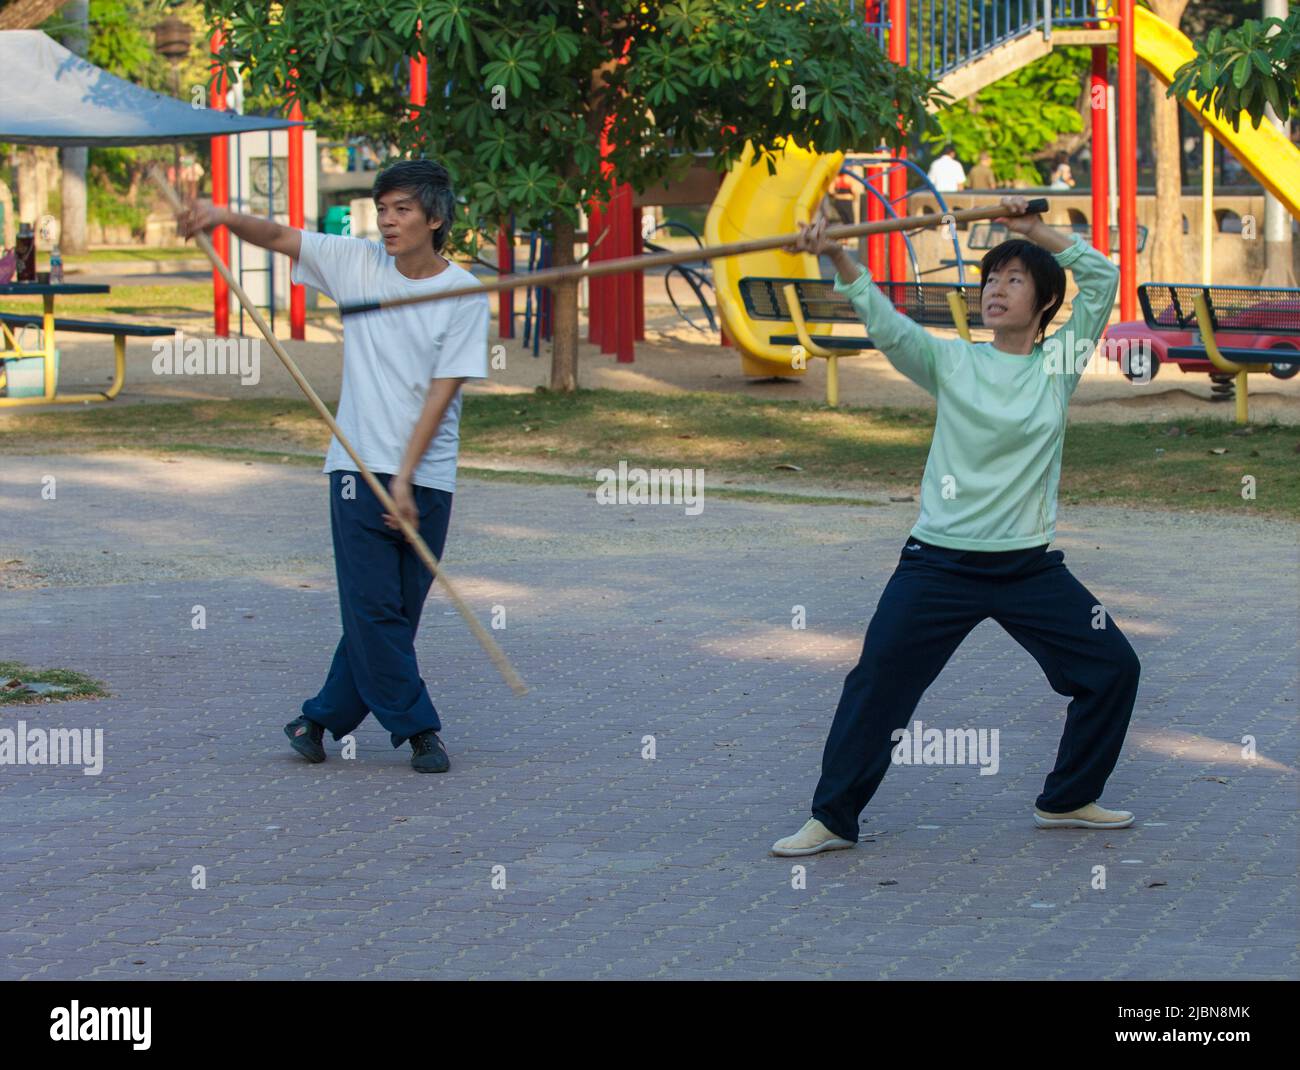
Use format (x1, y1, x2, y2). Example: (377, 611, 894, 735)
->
(179, 159, 489, 773)
(927, 144, 967, 193)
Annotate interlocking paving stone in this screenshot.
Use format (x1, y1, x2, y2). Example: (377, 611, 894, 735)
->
(0, 453, 1295, 979)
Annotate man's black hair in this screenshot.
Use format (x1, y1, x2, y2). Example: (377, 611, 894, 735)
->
(979, 239, 1066, 342)
(941, 143, 957, 155)
(372, 158, 455, 252)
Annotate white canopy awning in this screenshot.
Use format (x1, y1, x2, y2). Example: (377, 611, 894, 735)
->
(0, 30, 304, 146)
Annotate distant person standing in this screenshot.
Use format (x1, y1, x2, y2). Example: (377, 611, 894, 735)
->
(927, 144, 966, 193)
(180, 153, 204, 202)
(830, 170, 856, 224)
(967, 151, 997, 190)
(1049, 152, 1076, 189)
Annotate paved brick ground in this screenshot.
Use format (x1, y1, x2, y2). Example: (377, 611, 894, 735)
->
(0, 453, 1296, 979)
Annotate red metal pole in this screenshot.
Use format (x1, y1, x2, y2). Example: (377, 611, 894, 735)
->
(867, 162, 886, 279)
(1117, 0, 1137, 319)
(497, 224, 514, 338)
(863, 1, 887, 279)
(209, 29, 230, 338)
(409, 55, 427, 115)
(287, 94, 305, 340)
(1090, 45, 1110, 257)
(616, 183, 634, 361)
(602, 188, 622, 356)
(887, 0, 909, 285)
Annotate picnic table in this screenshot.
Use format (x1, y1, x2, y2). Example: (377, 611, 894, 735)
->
(0, 281, 174, 406)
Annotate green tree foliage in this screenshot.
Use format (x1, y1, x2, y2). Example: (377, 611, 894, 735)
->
(923, 47, 1093, 186)
(1168, 9, 1299, 130)
(206, 0, 941, 249)
(85, 0, 156, 78)
(204, 0, 944, 387)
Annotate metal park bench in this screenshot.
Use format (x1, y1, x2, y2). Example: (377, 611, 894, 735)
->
(0, 312, 175, 405)
(737, 276, 984, 405)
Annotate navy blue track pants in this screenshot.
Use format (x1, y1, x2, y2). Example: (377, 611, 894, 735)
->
(811, 537, 1141, 842)
(302, 470, 452, 748)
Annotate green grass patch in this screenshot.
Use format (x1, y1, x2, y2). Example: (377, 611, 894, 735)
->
(0, 661, 109, 706)
(0, 283, 211, 318)
(1, 389, 1295, 517)
(38, 246, 199, 266)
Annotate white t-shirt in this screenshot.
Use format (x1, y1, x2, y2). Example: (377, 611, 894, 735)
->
(927, 155, 966, 192)
(292, 230, 489, 492)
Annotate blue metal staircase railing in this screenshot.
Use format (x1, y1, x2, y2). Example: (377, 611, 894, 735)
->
(862, 1, 1103, 82)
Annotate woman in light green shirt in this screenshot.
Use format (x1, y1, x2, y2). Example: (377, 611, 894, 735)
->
(772, 198, 1142, 857)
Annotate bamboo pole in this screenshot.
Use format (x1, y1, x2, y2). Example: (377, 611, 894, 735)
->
(338, 198, 1051, 317)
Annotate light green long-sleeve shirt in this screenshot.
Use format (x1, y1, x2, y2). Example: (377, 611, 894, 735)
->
(834, 234, 1120, 551)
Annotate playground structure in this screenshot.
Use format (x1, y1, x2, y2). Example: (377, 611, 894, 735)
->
(189, 0, 1299, 405)
(1108, 283, 1300, 422)
(701, 0, 1300, 387)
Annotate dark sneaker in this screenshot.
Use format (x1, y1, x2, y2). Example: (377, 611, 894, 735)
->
(284, 716, 326, 763)
(409, 729, 450, 773)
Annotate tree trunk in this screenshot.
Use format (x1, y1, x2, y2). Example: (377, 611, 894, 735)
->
(34, 146, 58, 223)
(1261, 0, 1294, 285)
(0, 0, 69, 29)
(0, 179, 13, 248)
(16, 147, 40, 225)
(1149, 0, 1190, 283)
(60, 0, 89, 253)
(548, 213, 579, 392)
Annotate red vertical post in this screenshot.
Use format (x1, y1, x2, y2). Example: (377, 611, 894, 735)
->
(615, 183, 634, 362)
(887, 0, 909, 285)
(607, 187, 626, 357)
(287, 93, 305, 340)
(863, 1, 886, 279)
(209, 29, 230, 338)
(409, 55, 427, 115)
(409, 52, 428, 158)
(867, 162, 886, 279)
(597, 121, 618, 355)
(497, 223, 514, 339)
(601, 188, 621, 355)
(1090, 45, 1110, 257)
(1117, 0, 1137, 319)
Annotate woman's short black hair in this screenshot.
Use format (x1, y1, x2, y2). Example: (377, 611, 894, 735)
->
(979, 239, 1066, 342)
(372, 158, 455, 252)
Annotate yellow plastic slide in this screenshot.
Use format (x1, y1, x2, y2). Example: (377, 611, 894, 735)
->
(1134, 5, 1300, 219)
(705, 141, 844, 377)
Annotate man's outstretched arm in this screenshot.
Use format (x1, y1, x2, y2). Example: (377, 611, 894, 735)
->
(178, 200, 302, 260)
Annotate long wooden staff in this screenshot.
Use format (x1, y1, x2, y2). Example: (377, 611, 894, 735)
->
(339, 198, 1049, 317)
(152, 168, 528, 697)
